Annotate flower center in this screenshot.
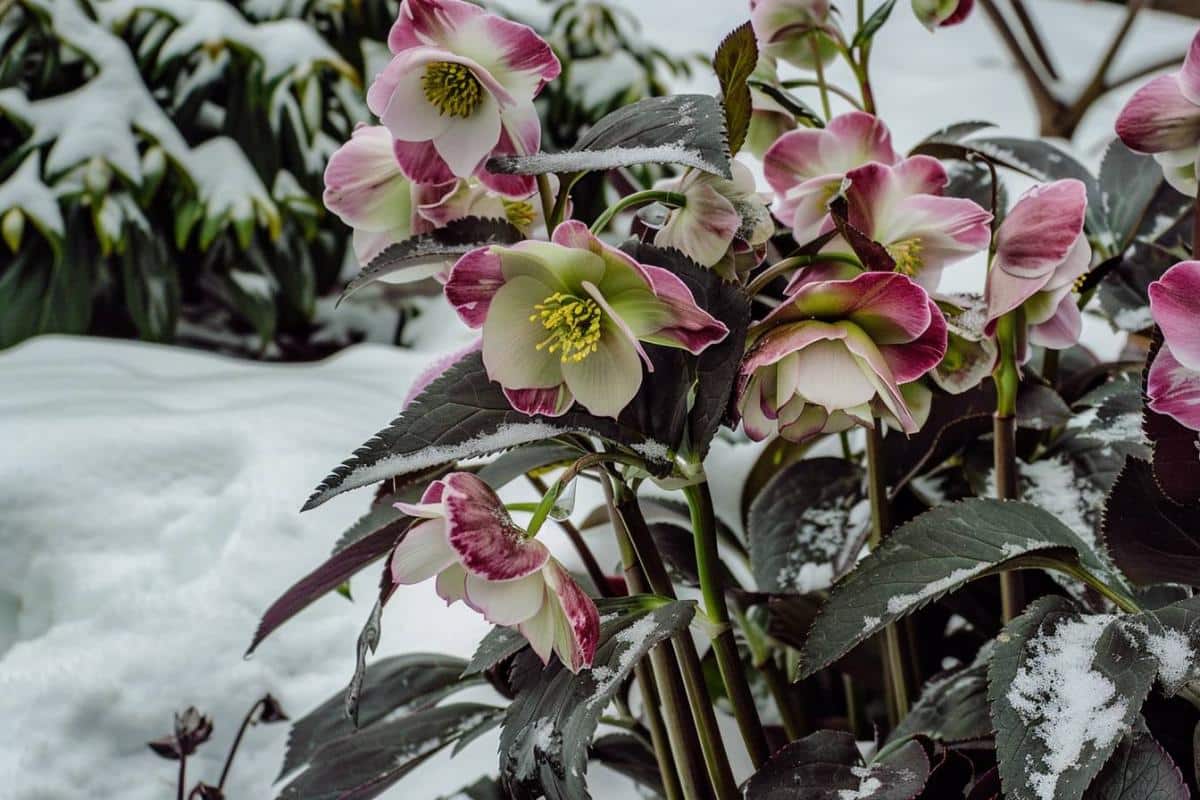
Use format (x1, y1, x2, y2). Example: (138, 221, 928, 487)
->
(530, 292, 603, 363)
(503, 199, 537, 231)
(887, 238, 924, 277)
(422, 61, 483, 118)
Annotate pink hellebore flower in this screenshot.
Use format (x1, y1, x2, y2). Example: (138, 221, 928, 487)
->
(444, 221, 728, 418)
(737, 271, 948, 442)
(653, 161, 773, 269)
(389, 472, 600, 672)
(1115, 29, 1200, 196)
(420, 175, 558, 238)
(912, 0, 974, 31)
(832, 156, 993, 291)
(983, 179, 1091, 351)
(367, 0, 561, 197)
(750, 0, 837, 70)
(323, 124, 442, 267)
(1148, 260, 1200, 431)
(764, 111, 899, 246)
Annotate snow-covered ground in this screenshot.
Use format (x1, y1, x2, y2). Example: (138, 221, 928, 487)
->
(0, 1, 1196, 798)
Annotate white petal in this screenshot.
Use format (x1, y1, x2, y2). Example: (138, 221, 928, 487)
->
(389, 520, 456, 585)
(464, 571, 547, 625)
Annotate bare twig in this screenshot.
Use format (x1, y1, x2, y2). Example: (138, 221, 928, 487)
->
(1009, 0, 1060, 80)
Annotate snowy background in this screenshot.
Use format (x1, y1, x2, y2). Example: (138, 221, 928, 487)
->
(0, 1, 1196, 798)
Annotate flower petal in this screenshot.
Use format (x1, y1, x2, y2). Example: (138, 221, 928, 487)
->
(482, 275, 567, 390)
(443, 472, 550, 580)
(518, 588, 557, 664)
(373, 53, 455, 142)
(654, 183, 740, 267)
(994, 180, 1088, 280)
(792, 336, 879, 410)
(392, 138, 457, 185)
(477, 102, 542, 197)
(1148, 344, 1200, 431)
(436, 562, 468, 604)
(465, 570, 546, 624)
(1149, 260, 1200, 371)
(1027, 294, 1082, 350)
(503, 385, 574, 417)
(389, 519, 456, 585)
(878, 298, 948, 383)
(560, 321, 643, 418)
(1116, 74, 1200, 154)
(323, 125, 414, 231)
(445, 246, 507, 327)
(633, 266, 729, 354)
(433, 92, 502, 177)
(543, 559, 600, 672)
(389, 0, 485, 53)
(778, 401, 830, 442)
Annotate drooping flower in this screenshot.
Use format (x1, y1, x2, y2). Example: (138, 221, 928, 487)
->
(737, 270, 948, 441)
(1147, 260, 1200, 431)
(764, 111, 899, 245)
(368, 0, 561, 197)
(749, 0, 838, 70)
(984, 179, 1091, 351)
(912, 0, 974, 30)
(1115, 29, 1200, 196)
(651, 161, 773, 269)
(389, 472, 600, 672)
(323, 124, 443, 267)
(933, 294, 997, 394)
(444, 220, 728, 418)
(830, 157, 993, 291)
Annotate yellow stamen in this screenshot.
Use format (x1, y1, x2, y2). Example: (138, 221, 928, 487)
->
(529, 292, 604, 363)
(422, 61, 483, 118)
(503, 199, 537, 232)
(887, 238, 924, 278)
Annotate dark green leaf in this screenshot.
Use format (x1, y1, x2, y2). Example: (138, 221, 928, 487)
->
(465, 624, 530, 677)
(748, 458, 864, 595)
(340, 217, 524, 301)
(499, 601, 695, 799)
(713, 23, 757, 156)
(1102, 458, 1200, 587)
(1099, 141, 1163, 252)
(989, 597, 1158, 800)
(744, 729, 929, 799)
(301, 351, 674, 511)
(913, 120, 997, 147)
(883, 382, 994, 490)
(746, 80, 824, 128)
(889, 653, 993, 744)
(487, 95, 732, 179)
(799, 499, 1117, 678)
(437, 776, 505, 800)
(1016, 383, 1071, 430)
(852, 0, 898, 48)
(474, 442, 584, 489)
(279, 653, 476, 778)
(276, 703, 504, 800)
(589, 733, 664, 797)
(1083, 733, 1189, 800)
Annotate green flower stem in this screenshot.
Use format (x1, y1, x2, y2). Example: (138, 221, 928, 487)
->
(549, 171, 583, 230)
(526, 452, 648, 538)
(865, 423, 910, 722)
(842, 674, 868, 738)
(993, 311, 1024, 622)
(526, 473, 611, 597)
(536, 174, 556, 230)
(604, 477, 714, 800)
(683, 482, 771, 768)
(590, 189, 687, 235)
(778, 79, 863, 109)
(614, 481, 739, 800)
(762, 656, 806, 740)
(810, 34, 832, 119)
(746, 252, 862, 296)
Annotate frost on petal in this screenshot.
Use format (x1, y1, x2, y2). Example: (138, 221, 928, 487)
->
(1149, 260, 1200, 371)
(442, 472, 550, 580)
(1148, 344, 1200, 432)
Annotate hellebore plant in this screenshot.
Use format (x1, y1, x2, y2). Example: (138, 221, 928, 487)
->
(1116, 29, 1200, 196)
(444, 220, 728, 417)
(1148, 260, 1200, 432)
(388, 472, 600, 671)
(256, 3, 1200, 800)
(368, 0, 561, 195)
(738, 270, 947, 441)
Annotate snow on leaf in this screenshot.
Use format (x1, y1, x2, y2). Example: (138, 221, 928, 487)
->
(0, 151, 64, 250)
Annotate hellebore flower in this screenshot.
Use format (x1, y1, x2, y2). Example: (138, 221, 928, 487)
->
(419, 175, 558, 239)
(389, 472, 600, 672)
(984, 179, 1091, 351)
(652, 161, 773, 269)
(1115, 30, 1200, 196)
(368, 0, 561, 197)
(323, 124, 443, 266)
(749, 0, 838, 70)
(933, 294, 997, 394)
(764, 111, 899, 245)
(832, 157, 993, 291)
(737, 270, 948, 441)
(912, 0, 974, 30)
(745, 55, 797, 159)
(444, 220, 728, 418)
(1147, 260, 1200, 431)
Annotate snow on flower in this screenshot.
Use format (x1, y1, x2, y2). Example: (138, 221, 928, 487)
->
(367, 0, 561, 197)
(1147, 260, 1200, 431)
(764, 111, 899, 245)
(388, 472, 600, 672)
(833, 156, 993, 291)
(651, 160, 773, 270)
(443, 220, 728, 418)
(984, 179, 1091, 353)
(737, 270, 948, 441)
(1115, 29, 1200, 196)
(912, 0, 974, 31)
